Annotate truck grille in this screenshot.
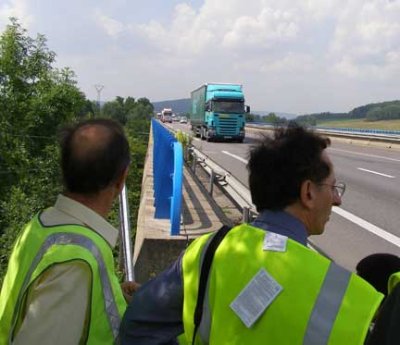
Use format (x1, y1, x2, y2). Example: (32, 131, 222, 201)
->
(218, 117, 239, 135)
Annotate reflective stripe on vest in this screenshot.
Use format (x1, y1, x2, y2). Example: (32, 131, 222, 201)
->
(197, 239, 351, 345)
(303, 263, 351, 344)
(9, 232, 121, 342)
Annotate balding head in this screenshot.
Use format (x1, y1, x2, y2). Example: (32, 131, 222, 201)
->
(60, 118, 130, 195)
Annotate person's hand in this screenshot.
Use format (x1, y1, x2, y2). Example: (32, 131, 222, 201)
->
(121, 281, 141, 303)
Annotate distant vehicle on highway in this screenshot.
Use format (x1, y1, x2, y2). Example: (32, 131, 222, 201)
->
(180, 116, 188, 124)
(161, 108, 173, 123)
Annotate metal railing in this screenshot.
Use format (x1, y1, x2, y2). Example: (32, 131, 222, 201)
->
(188, 146, 256, 222)
(119, 184, 134, 281)
(246, 123, 400, 142)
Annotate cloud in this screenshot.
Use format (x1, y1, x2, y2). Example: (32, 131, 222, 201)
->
(0, 0, 34, 30)
(136, 1, 301, 56)
(223, 8, 298, 50)
(330, 0, 400, 79)
(94, 9, 124, 38)
(1, 0, 400, 113)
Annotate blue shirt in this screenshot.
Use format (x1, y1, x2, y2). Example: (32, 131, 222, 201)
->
(120, 210, 308, 344)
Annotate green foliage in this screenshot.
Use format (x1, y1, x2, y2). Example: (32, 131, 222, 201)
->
(246, 112, 288, 124)
(299, 100, 400, 124)
(101, 96, 154, 124)
(175, 129, 191, 145)
(175, 130, 193, 162)
(365, 103, 400, 121)
(310, 118, 400, 130)
(0, 18, 86, 192)
(245, 113, 257, 122)
(0, 18, 152, 286)
(0, 18, 86, 285)
(295, 114, 317, 126)
(263, 112, 287, 125)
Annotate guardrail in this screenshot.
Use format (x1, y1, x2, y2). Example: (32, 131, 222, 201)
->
(316, 126, 400, 137)
(246, 123, 400, 143)
(189, 146, 256, 222)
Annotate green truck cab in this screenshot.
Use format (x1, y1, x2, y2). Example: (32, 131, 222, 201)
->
(190, 83, 249, 142)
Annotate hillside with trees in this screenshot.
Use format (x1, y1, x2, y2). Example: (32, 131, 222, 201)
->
(0, 18, 150, 284)
(152, 98, 191, 114)
(296, 100, 400, 126)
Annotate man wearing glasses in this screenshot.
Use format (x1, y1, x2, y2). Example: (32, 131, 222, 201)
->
(121, 124, 383, 345)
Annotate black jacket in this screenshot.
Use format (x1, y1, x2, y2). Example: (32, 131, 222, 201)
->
(366, 283, 400, 345)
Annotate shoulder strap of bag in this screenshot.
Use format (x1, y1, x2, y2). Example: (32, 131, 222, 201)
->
(192, 225, 232, 344)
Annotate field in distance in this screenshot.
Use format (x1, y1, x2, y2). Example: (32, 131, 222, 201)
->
(317, 119, 400, 131)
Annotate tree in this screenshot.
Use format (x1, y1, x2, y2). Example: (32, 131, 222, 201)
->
(0, 18, 87, 283)
(245, 113, 257, 122)
(0, 19, 150, 286)
(102, 96, 154, 124)
(0, 18, 86, 175)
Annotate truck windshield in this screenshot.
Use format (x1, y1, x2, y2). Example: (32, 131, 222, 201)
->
(212, 100, 244, 113)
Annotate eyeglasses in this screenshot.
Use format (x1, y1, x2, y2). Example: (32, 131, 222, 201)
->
(317, 181, 346, 198)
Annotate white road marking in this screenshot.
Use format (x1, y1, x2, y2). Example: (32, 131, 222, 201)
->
(333, 207, 400, 248)
(222, 151, 248, 164)
(357, 167, 395, 178)
(330, 148, 400, 163)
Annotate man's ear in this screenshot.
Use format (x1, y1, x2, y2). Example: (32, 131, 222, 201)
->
(300, 180, 316, 209)
(115, 167, 129, 195)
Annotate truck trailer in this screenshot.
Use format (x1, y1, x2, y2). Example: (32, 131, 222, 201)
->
(190, 83, 249, 142)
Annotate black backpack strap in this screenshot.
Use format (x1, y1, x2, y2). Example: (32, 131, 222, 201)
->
(191, 225, 232, 344)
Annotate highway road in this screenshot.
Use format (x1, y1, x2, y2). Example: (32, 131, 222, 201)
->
(172, 122, 400, 271)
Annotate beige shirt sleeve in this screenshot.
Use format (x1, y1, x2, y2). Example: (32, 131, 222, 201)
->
(13, 261, 92, 345)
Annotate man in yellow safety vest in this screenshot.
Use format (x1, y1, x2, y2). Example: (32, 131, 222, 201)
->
(0, 118, 138, 344)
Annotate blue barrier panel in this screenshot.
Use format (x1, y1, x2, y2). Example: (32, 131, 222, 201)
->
(152, 119, 183, 235)
(170, 142, 183, 235)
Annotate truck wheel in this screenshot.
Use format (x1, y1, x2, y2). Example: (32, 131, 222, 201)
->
(206, 130, 212, 142)
(200, 128, 206, 140)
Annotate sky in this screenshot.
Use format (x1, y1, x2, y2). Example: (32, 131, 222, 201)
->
(1, 0, 400, 114)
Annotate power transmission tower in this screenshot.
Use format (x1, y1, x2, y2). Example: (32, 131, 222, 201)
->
(94, 84, 104, 116)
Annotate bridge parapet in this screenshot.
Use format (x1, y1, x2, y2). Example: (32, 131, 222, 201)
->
(133, 123, 232, 282)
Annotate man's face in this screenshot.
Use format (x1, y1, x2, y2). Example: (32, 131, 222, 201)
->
(309, 151, 342, 235)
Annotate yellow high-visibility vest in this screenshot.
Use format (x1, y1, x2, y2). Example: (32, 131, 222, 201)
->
(389, 272, 400, 294)
(182, 224, 383, 345)
(0, 213, 126, 344)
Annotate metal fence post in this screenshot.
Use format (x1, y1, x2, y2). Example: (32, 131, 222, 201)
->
(242, 206, 250, 223)
(119, 184, 134, 281)
(209, 170, 215, 197)
(192, 151, 197, 174)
